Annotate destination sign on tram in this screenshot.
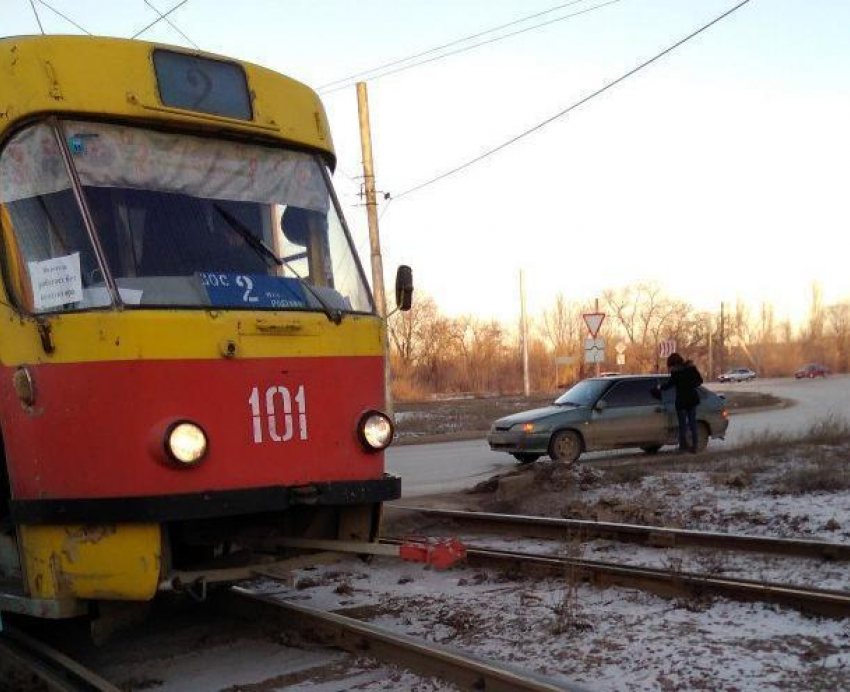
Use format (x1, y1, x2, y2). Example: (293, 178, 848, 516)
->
(199, 273, 307, 309)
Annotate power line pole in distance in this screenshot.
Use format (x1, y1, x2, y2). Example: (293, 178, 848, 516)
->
(520, 269, 530, 397)
(356, 82, 392, 415)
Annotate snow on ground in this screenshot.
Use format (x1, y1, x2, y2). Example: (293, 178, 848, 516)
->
(262, 554, 850, 692)
(83, 607, 454, 692)
(562, 446, 850, 542)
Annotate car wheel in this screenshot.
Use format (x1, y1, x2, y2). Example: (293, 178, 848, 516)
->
(694, 422, 710, 452)
(512, 453, 540, 465)
(548, 430, 582, 464)
(641, 445, 662, 455)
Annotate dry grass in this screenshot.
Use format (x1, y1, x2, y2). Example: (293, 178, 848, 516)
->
(770, 457, 850, 495)
(548, 531, 590, 635)
(736, 414, 850, 452)
(671, 415, 850, 476)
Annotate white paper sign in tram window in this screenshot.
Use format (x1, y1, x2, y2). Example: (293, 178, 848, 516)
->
(28, 252, 84, 311)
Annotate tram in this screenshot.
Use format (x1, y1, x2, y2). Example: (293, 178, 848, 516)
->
(0, 35, 407, 621)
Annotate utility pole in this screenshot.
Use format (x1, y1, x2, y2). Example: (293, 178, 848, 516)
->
(719, 301, 725, 377)
(707, 320, 713, 381)
(520, 269, 530, 397)
(356, 82, 392, 415)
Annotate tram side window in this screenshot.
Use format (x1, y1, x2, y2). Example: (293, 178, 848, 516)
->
(0, 124, 110, 314)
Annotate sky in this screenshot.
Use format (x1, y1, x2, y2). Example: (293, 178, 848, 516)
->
(4, 0, 850, 326)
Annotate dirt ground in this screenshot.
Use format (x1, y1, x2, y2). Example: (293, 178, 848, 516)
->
(394, 390, 783, 444)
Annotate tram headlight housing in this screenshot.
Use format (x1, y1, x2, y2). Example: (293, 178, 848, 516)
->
(165, 421, 208, 465)
(358, 411, 394, 451)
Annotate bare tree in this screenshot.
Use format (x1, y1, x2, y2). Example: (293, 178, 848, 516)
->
(604, 282, 695, 372)
(387, 293, 438, 366)
(541, 293, 583, 356)
(829, 302, 850, 372)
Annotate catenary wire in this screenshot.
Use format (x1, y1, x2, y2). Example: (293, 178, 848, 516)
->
(131, 0, 190, 39)
(29, 0, 45, 33)
(319, 0, 623, 95)
(317, 0, 592, 91)
(37, 0, 92, 34)
(144, 0, 199, 49)
(393, 0, 754, 200)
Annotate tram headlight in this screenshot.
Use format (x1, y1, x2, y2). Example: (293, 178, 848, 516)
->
(165, 421, 208, 465)
(358, 411, 394, 451)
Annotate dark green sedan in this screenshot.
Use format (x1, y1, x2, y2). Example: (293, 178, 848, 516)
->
(487, 375, 729, 464)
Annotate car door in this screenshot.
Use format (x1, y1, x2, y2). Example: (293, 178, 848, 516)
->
(655, 375, 679, 444)
(587, 379, 668, 449)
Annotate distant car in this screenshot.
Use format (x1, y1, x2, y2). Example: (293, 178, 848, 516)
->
(717, 367, 756, 383)
(599, 371, 622, 377)
(795, 363, 830, 379)
(486, 375, 729, 464)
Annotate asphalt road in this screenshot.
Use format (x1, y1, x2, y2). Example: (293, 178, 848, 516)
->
(386, 375, 850, 498)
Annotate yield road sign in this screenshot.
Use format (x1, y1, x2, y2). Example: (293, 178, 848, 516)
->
(583, 312, 605, 338)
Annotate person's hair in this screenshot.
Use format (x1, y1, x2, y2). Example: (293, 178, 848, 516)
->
(666, 352, 685, 367)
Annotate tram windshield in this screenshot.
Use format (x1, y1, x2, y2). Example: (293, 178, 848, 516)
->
(0, 121, 373, 315)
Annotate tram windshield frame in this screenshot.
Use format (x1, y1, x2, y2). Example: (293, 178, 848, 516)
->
(0, 119, 375, 317)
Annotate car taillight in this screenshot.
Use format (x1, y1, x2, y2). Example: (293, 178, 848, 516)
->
(722, 409, 729, 419)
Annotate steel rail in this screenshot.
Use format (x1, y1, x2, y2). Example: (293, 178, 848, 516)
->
(0, 626, 120, 692)
(381, 538, 850, 619)
(217, 587, 590, 692)
(387, 506, 850, 560)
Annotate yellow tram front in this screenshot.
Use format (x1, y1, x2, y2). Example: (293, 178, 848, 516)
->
(0, 35, 401, 619)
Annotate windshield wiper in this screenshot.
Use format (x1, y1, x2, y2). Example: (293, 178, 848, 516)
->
(213, 204, 342, 324)
(556, 401, 581, 406)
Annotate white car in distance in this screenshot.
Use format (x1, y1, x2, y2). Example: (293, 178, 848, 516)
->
(717, 367, 757, 383)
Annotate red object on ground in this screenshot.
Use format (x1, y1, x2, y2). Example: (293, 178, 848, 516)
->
(399, 537, 467, 569)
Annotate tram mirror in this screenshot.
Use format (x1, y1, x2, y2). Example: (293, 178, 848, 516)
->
(395, 265, 413, 312)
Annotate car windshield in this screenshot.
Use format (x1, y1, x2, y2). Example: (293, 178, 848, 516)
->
(554, 378, 611, 406)
(0, 121, 373, 315)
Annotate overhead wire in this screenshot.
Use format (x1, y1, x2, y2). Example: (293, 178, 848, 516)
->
(143, 0, 199, 49)
(392, 0, 755, 201)
(38, 0, 92, 36)
(318, 0, 592, 91)
(319, 0, 623, 95)
(28, 0, 45, 34)
(37, 0, 92, 34)
(131, 0, 190, 39)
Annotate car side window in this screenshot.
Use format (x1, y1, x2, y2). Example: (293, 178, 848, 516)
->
(602, 380, 657, 408)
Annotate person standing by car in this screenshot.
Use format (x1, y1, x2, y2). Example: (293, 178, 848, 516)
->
(656, 353, 704, 453)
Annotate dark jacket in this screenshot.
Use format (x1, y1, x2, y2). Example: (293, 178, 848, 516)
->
(660, 361, 703, 410)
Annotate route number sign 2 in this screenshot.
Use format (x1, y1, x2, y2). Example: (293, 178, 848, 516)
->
(248, 385, 308, 444)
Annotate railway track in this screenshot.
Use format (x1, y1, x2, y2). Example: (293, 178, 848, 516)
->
(217, 587, 588, 692)
(386, 506, 850, 560)
(380, 540, 850, 619)
(0, 626, 120, 692)
(377, 507, 850, 619)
